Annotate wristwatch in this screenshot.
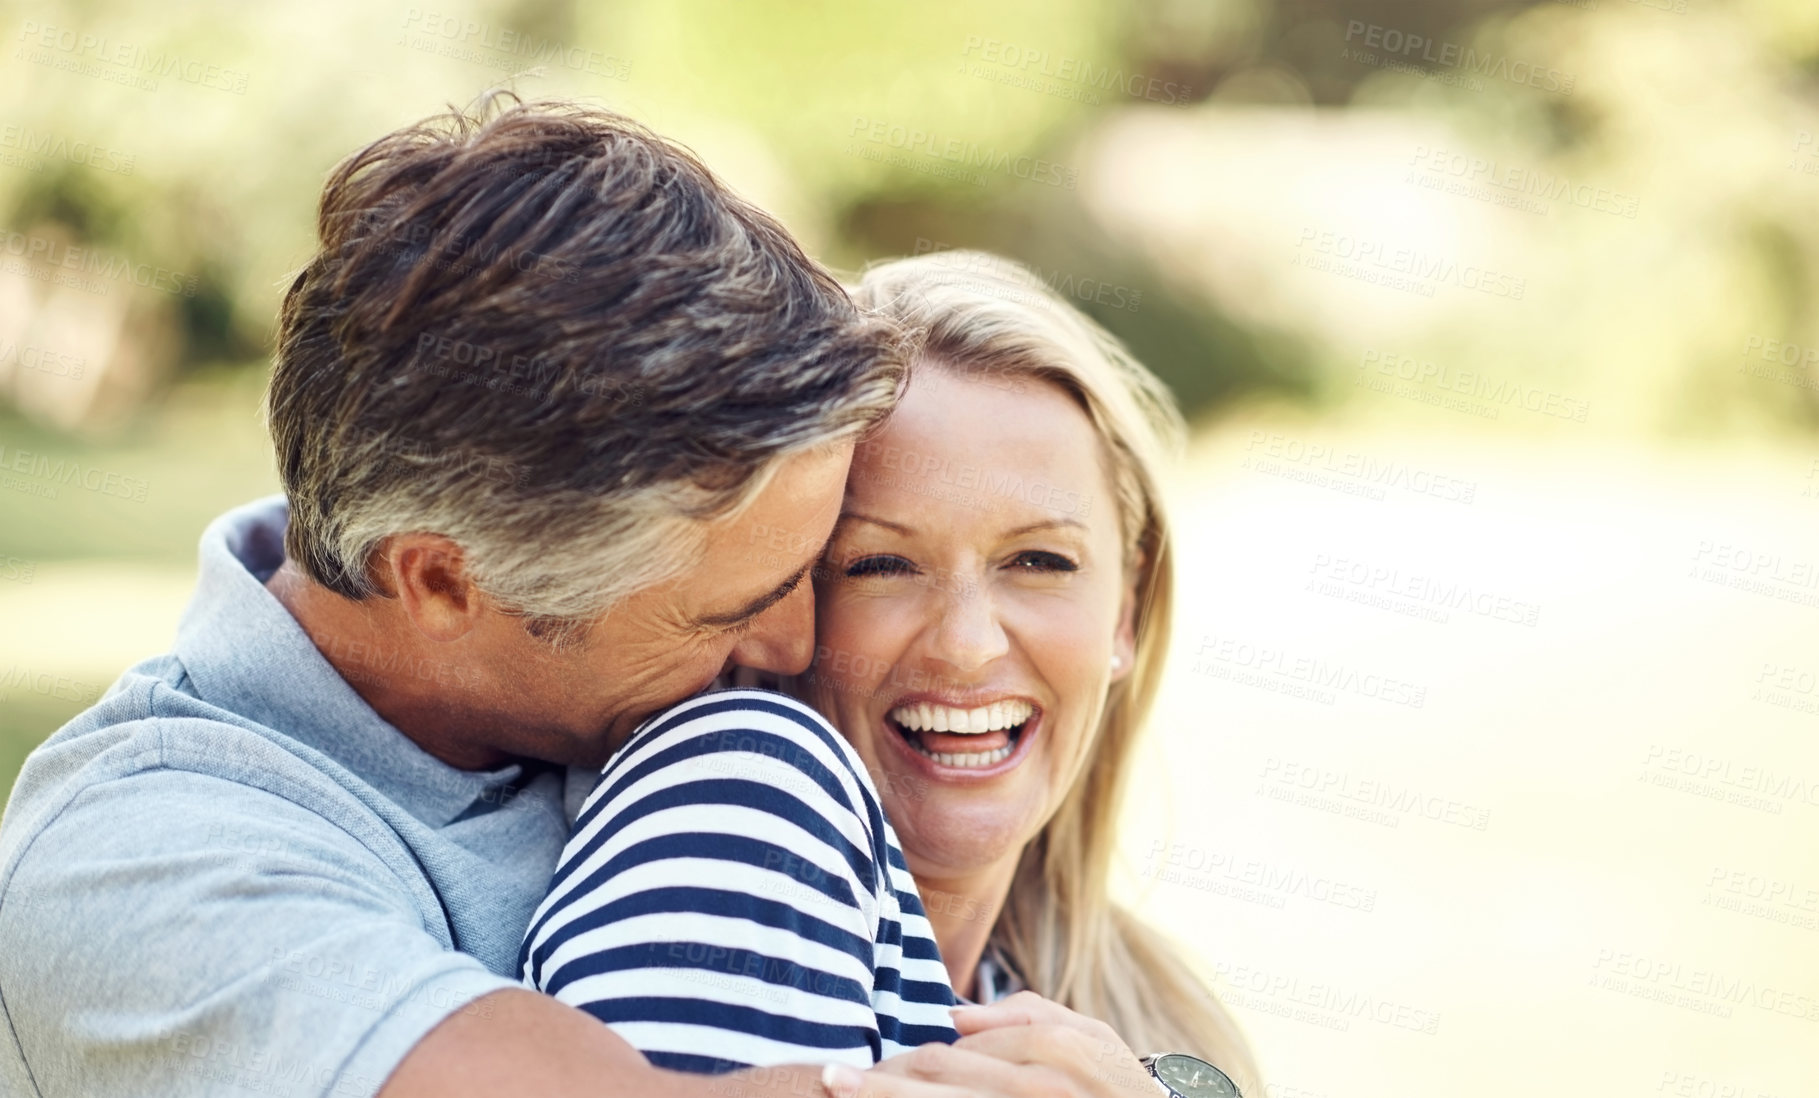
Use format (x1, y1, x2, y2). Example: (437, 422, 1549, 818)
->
(1139, 1053, 1242, 1098)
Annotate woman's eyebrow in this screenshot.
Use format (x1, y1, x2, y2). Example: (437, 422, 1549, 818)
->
(837, 511, 914, 535)
(840, 514, 1089, 538)
(1004, 518, 1088, 537)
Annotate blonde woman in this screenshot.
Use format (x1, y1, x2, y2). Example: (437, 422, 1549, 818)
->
(522, 250, 1255, 1098)
(803, 250, 1259, 1094)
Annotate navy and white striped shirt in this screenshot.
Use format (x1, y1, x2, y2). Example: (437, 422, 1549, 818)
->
(518, 689, 959, 1072)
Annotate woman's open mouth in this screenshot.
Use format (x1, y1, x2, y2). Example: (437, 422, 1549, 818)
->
(884, 698, 1036, 770)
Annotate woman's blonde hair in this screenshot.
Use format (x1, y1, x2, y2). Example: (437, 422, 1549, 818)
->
(850, 251, 1259, 1089)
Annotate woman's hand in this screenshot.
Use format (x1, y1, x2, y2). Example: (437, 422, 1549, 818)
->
(952, 991, 1157, 1096)
(858, 990, 1159, 1098)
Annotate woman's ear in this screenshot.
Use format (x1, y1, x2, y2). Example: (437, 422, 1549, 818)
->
(1109, 555, 1142, 683)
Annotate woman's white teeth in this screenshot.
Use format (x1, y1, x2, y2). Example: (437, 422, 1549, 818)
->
(889, 699, 1033, 734)
(907, 741, 1015, 768)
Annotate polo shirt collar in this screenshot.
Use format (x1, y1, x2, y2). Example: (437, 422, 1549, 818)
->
(172, 495, 528, 828)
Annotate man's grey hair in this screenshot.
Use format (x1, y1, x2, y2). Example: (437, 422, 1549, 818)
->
(266, 97, 904, 638)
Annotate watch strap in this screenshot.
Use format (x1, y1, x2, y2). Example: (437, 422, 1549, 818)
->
(1139, 1054, 1182, 1098)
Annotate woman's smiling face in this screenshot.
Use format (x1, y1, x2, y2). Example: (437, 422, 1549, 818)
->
(809, 363, 1136, 879)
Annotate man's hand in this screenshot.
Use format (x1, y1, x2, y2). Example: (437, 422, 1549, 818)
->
(380, 988, 1088, 1098)
(862, 991, 1159, 1098)
(378, 988, 677, 1097)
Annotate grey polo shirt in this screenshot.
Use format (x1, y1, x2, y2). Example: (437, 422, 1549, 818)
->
(0, 496, 596, 1098)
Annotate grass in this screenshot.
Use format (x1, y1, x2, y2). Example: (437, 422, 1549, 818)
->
(0, 367, 279, 804)
(0, 368, 279, 565)
(0, 690, 87, 807)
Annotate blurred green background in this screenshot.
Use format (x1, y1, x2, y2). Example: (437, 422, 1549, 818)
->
(4, 1, 1819, 1094)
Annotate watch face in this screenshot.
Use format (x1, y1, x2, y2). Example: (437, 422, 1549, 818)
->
(1153, 1053, 1241, 1098)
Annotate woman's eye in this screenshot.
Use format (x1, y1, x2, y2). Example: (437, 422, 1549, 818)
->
(1010, 550, 1077, 573)
(844, 554, 915, 578)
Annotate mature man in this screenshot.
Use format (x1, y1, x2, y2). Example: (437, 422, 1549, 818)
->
(0, 101, 1039, 1098)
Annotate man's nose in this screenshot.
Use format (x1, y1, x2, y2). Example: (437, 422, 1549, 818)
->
(728, 574, 817, 676)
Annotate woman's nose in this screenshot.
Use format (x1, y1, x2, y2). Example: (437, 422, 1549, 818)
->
(931, 580, 1008, 672)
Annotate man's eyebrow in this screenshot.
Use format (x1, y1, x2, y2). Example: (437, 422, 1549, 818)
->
(695, 562, 813, 628)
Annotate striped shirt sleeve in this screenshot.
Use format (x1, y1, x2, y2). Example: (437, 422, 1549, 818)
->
(517, 688, 951, 1072)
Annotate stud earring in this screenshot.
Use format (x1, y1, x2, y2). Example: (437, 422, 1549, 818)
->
(1110, 654, 1123, 671)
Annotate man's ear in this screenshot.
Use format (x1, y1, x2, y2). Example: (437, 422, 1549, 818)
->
(376, 534, 485, 643)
